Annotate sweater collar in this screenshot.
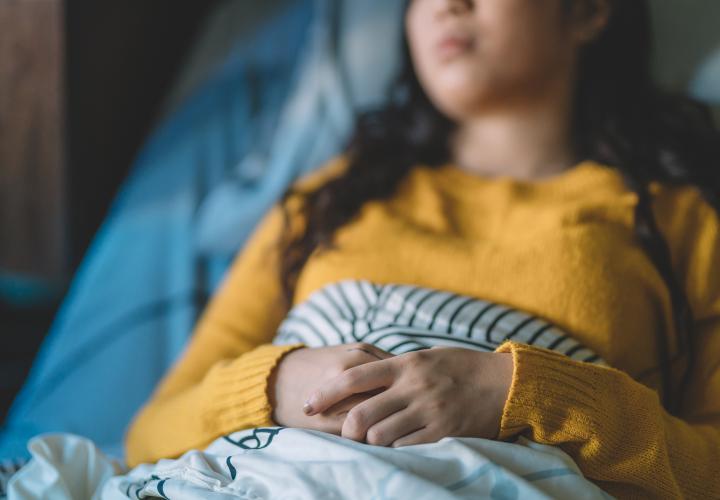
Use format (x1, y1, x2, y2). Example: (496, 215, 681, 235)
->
(418, 160, 630, 201)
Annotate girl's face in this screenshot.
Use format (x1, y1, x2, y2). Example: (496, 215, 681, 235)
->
(405, 0, 604, 120)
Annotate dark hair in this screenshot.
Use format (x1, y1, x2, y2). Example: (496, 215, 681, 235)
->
(278, 0, 720, 415)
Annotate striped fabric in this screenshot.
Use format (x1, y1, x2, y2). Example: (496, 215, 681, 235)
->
(273, 280, 607, 365)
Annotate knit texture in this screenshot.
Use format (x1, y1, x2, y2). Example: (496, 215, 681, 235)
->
(125, 156, 720, 499)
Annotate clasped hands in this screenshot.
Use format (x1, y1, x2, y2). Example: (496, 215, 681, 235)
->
(269, 342, 514, 448)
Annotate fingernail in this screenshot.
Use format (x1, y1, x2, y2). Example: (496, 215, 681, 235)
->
(303, 401, 314, 415)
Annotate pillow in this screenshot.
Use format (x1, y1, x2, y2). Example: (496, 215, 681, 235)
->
(193, 0, 406, 257)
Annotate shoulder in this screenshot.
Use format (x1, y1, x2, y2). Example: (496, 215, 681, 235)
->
(258, 155, 352, 240)
(291, 155, 352, 193)
(651, 182, 720, 317)
(651, 182, 719, 238)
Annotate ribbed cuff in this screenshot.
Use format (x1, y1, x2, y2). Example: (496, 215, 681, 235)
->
(494, 340, 604, 442)
(202, 343, 306, 436)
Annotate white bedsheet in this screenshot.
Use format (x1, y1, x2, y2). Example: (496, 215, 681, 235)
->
(6, 429, 614, 500)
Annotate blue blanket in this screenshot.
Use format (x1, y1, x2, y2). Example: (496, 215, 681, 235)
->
(0, 1, 314, 460)
(0, 0, 407, 462)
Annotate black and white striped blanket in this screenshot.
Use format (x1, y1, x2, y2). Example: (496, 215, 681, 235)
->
(273, 280, 606, 364)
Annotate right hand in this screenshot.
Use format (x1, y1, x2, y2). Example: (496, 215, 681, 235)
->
(269, 343, 395, 435)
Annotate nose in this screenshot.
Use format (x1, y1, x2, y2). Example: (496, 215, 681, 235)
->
(434, 0, 474, 18)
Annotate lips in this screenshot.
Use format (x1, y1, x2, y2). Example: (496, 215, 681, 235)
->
(436, 34, 475, 60)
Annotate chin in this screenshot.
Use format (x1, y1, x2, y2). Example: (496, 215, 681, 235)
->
(432, 89, 494, 121)
(426, 73, 495, 119)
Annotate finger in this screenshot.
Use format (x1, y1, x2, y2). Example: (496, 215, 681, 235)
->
(322, 388, 384, 417)
(304, 360, 396, 415)
(345, 344, 394, 361)
(363, 406, 426, 447)
(341, 389, 408, 443)
(391, 425, 440, 448)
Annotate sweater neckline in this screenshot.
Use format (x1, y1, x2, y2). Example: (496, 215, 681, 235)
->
(419, 160, 623, 200)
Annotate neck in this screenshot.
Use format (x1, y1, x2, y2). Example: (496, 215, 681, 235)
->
(450, 86, 577, 181)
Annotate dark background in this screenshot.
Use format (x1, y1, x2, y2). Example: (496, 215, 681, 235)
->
(65, 1, 224, 269)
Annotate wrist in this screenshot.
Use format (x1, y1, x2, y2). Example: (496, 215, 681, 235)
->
(495, 352, 514, 401)
(267, 344, 306, 421)
(491, 352, 515, 438)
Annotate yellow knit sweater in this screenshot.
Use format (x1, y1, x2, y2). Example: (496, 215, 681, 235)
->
(124, 156, 720, 499)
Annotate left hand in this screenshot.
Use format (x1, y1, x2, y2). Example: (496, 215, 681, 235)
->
(302, 346, 514, 447)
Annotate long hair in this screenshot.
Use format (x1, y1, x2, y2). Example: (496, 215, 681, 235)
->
(277, 0, 720, 415)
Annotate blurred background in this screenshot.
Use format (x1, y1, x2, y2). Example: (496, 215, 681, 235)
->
(0, 0, 718, 459)
(1, 0, 226, 420)
(0, 0, 302, 416)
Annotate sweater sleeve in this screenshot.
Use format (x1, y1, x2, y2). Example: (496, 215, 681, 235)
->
(493, 190, 720, 499)
(124, 156, 351, 467)
(123, 199, 305, 467)
(494, 334, 720, 499)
